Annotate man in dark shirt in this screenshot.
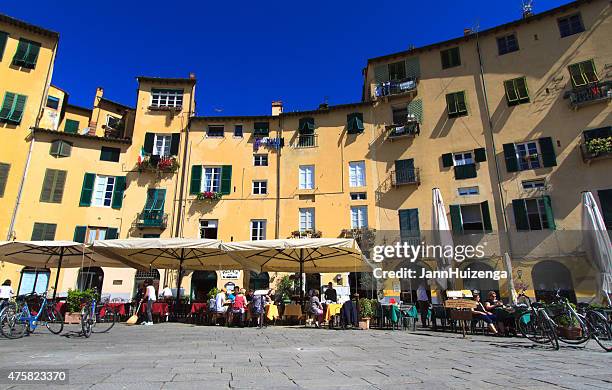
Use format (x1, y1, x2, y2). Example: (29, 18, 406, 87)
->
(324, 282, 337, 303)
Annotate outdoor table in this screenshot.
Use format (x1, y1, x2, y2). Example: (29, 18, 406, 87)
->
(283, 304, 303, 319)
(324, 303, 342, 322)
(190, 302, 207, 314)
(100, 302, 127, 317)
(54, 301, 67, 316)
(140, 302, 169, 320)
(265, 304, 279, 321)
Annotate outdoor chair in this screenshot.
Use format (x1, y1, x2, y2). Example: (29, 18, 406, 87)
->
(431, 305, 450, 331)
(400, 304, 418, 331)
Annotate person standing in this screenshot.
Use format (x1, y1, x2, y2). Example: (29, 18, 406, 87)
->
(0, 280, 14, 311)
(416, 282, 430, 327)
(324, 282, 338, 303)
(142, 279, 156, 326)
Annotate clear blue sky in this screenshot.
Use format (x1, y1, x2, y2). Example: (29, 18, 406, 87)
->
(3, 0, 569, 116)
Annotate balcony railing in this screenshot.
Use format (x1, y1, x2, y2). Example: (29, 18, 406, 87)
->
(290, 230, 322, 239)
(136, 211, 168, 229)
(385, 120, 420, 141)
(390, 168, 420, 187)
(375, 77, 418, 98)
(566, 80, 612, 109)
(295, 134, 318, 148)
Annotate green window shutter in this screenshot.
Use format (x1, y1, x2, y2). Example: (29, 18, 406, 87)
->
(445, 93, 457, 115)
(190, 165, 202, 195)
(456, 91, 467, 114)
(347, 113, 364, 134)
(597, 189, 612, 230)
(374, 64, 389, 83)
(399, 208, 420, 242)
(568, 63, 585, 87)
(298, 118, 315, 134)
(12, 39, 28, 65)
(52, 170, 67, 203)
(405, 57, 420, 79)
(454, 164, 476, 180)
(449, 205, 463, 233)
(143, 133, 154, 154)
(144, 189, 156, 211)
(73, 226, 87, 243)
(582, 60, 598, 83)
(0, 92, 15, 120)
(504, 80, 519, 103)
(0, 31, 8, 61)
(79, 173, 96, 207)
(0, 163, 9, 197)
(220, 165, 232, 195)
(516, 77, 529, 100)
(40, 169, 54, 202)
(50, 140, 61, 156)
(31, 223, 44, 240)
(407, 99, 423, 123)
(100, 146, 119, 162)
(40, 169, 66, 203)
(503, 143, 519, 172)
(512, 199, 529, 231)
(474, 147, 487, 162)
(8, 94, 27, 123)
(24, 41, 40, 68)
(441, 153, 454, 168)
(539, 137, 557, 167)
(58, 141, 72, 157)
(32, 223, 56, 241)
(106, 228, 119, 240)
(64, 119, 79, 134)
(153, 189, 166, 211)
(542, 195, 556, 230)
(480, 201, 492, 232)
(170, 133, 180, 155)
(111, 176, 126, 209)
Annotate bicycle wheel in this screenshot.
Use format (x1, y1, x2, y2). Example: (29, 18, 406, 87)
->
(518, 311, 549, 343)
(93, 307, 116, 333)
(586, 311, 612, 352)
(44, 305, 64, 335)
(81, 310, 92, 338)
(540, 311, 559, 350)
(0, 303, 28, 339)
(552, 311, 589, 345)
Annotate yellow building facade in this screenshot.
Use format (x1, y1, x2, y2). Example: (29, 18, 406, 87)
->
(0, 0, 610, 303)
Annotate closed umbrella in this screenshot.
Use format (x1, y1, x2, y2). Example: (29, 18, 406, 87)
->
(431, 188, 454, 297)
(581, 191, 612, 305)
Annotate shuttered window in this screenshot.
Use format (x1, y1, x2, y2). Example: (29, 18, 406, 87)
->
(597, 189, 612, 230)
(347, 113, 364, 134)
(40, 169, 67, 203)
(440, 47, 461, 69)
(512, 197, 555, 231)
(399, 208, 420, 243)
(568, 60, 598, 87)
(446, 91, 468, 117)
(0, 92, 27, 124)
(64, 119, 80, 134)
(497, 33, 519, 55)
(449, 202, 492, 233)
(388, 61, 406, 81)
(254, 122, 270, 137)
(31, 223, 57, 241)
(504, 77, 530, 105)
(12, 38, 41, 69)
(100, 146, 120, 162)
(49, 140, 72, 157)
(0, 162, 9, 197)
(558, 13, 584, 38)
(0, 31, 8, 61)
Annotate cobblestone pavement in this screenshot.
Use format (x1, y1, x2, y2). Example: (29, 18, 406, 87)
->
(0, 323, 610, 389)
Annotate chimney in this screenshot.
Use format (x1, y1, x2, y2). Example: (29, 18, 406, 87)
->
(94, 87, 104, 106)
(89, 87, 104, 131)
(463, 28, 472, 36)
(271, 101, 283, 116)
(318, 103, 329, 110)
(189, 72, 196, 79)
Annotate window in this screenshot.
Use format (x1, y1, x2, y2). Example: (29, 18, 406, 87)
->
(49, 140, 72, 157)
(202, 167, 221, 193)
(31, 223, 56, 240)
(349, 161, 366, 187)
(453, 152, 473, 166)
(458, 186, 479, 196)
(12, 38, 41, 69)
(446, 91, 467, 117)
(64, 119, 79, 134)
(234, 125, 243, 137)
(86, 227, 108, 244)
(200, 220, 218, 239)
(392, 106, 408, 125)
(251, 220, 266, 240)
(350, 192, 367, 201)
(254, 122, 270, 137)
(451, 152, 477, 180)
(0, 163, 9, 197)
(153, 134, 172, 156)
(512, 197, 555, 231)
(497, 34, 519, 55)
(252, 180, 267, 195)
(92, 175, 116, 208)
(399, 208, 420, 243)
(18, 268, 50, 296)
(106, 115, 121, 129)
(522, 179, 546, 190)
(347, 113, 364, 134)
(73, 225, 118, 243)
(351, 206, 368, 229)
(388, 61, 406, 81)
(100, 146, 120, 162)
(504, 77, 530, 105)
(597, 189, 612, 230)
(46, 96, 60, 110)
(516, 141, 541, 170)
(40, 169, 67, 203)
(208, 125, 224, 138)
(0, 92, 27, 124)
(568, 60, 598, 87)
(299, 165, 314, 190)
(253, 154, 268, 166)
(440, 47, 461, 69)
(0, 31, 7, 61)
(558, 13, 584, 38)
(450, 202, 492, 233)
(151, 89, 183, 108)
(299, 208, 315, 232)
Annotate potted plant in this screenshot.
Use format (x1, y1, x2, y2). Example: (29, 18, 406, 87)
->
(65, 289, 96, 324)
(586, 136, 612, 157)
(276, 275, 294, 304)
(358, 298, 374, 330)
(196, 191, 223, 202)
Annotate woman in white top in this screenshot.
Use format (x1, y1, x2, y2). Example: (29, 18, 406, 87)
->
(142, 279, 156, 326)
(0, 280, 14, 312)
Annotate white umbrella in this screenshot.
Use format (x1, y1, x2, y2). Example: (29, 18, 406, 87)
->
(0, 240, 135, 298)
(581, 191, 612, 305)
(431, 188, 454, 295)
(503, 252, 518, 305)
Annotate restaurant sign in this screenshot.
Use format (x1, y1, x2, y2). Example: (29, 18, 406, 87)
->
(220, 270, 241, 279)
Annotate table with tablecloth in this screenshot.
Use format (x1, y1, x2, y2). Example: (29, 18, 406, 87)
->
(265, 304, 279, 321)
(100, 302, 127, 317)
(140, 302, 169, 318)
(190, 302, 207, 314)
(54, 301, 67, 315)
(283, 304, 303, 319)
(324, 303, 342, 322)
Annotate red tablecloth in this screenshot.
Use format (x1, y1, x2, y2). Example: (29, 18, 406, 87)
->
(140, 302, 169, 316)
(100, 303, 127, 317)
(190, 303, 207, 314)
(55, 301, 67, 315)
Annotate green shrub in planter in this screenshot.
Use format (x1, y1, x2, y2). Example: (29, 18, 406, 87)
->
(66, 289, 97, 312)
(207, 287, 219, 300)
(359, 298, 374, 319)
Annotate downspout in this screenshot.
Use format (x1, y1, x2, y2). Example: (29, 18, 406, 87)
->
(275, 115, 282, 239)
(6, 133, 35, 240)
(174, 83, 195, 238)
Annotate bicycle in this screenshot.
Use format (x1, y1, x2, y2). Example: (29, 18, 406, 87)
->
(80, 289, 117, 338)
(0, 293, 64, 339)
(516, 291, 559, 350)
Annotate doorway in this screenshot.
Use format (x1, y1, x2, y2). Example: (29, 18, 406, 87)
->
(191, 271, 217, 301)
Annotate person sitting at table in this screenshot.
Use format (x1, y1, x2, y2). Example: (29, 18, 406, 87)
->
(214, 288, 228, 314)
(267, 289, 279, 305)
(324, 282, 337, 303)
(160, 285, 173, 301)
(471, 292, 498, 335)
(484, 291, 513, 336)
(229, 288, 247, 327)
(141, 279, 156, 326)
(309, 290, 324, 328)
(246, 289, 254, 303)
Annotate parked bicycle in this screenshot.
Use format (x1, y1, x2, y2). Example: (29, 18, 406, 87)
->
(0, 293, 64, 339)
(516, 290, 559, 350)
(80, 288, 117, 338)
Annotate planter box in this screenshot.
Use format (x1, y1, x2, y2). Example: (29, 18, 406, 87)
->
(558, 326, 582, 340)
(64, 312, 81, 324)
(358, 318, 370, 330)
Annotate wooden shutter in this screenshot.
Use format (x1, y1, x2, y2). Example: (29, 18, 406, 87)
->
(73, 226, 87, 243)
(441, 153, 454, 168)
(220, 165, 232, 195)
(51, 170, 67, 203)
(40, 169, 66, 203)
(12, 39, 28, 65)
(504, 79, 519, 103)
(79, 173, 96, 207)
(542, 195, 556, 230)
(32, 223, 56, 241)
(0, 163, 9, 197)
(24, 41, 40, 68)
(59, 141, 72, 157)
(512, 199, 529, 231)
(480, 201, 492, 231)
(516, 77, 529, 100)
(190, 165, 202, 194)
(144, 189, 156, 211)
(170, 133, 180, 155)
(143, 132, 154, 154)
(399, 208, 420, 242)
(538, 137, 557, 167)
(100, 146, 119, 162)
(446, 93, 457, 115)
(106, 228, 119, 240)
(111, 176, 126, 209)
(582, 60, 598, 83)
(8, 94, 27, 123)
(407, 99, 423, 123)
(597, 189, 612, 229)
(405, 57, 420, 79)
(374, 64, 389, 83)
(153, 189, 166, 211)
(64, 119, 79, 134)
(0, 31, 7, 61)
(50, 140, 61, 156)
(454, 164, 477, 180)
(474, 148, 487, 162)
(456, 92, 467, 113)
(449, 205, 463, 233)
(503, 143, 519, 172)
(0, 92, 15, 120)
(298, 118, 315, 134)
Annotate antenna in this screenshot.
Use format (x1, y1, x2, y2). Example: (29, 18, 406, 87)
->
(522, 0, 534, 18)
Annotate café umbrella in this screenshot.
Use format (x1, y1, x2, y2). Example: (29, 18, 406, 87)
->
(431, 188, 454, 294)
(0, 240, 136, 298)
(92, 238, 245, 304)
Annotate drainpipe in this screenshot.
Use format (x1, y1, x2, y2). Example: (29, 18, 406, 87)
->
(174, 83, 195, 238)
(275, 115, 283, 239)
(6, 133, 35, 240)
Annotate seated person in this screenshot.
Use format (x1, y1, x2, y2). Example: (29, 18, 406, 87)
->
(471, 292, 498, 335)
(229, 288, 247, 326)
(324, 282, 338, 303)
(214, 288, 228, 314)
(309, 290, 324, 328)
(160, 285, 173, 301)
(484, 290, 513, 335)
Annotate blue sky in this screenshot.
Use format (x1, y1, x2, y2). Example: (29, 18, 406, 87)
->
(3, 0, 569, 116)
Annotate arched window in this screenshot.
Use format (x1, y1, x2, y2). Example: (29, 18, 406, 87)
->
(18, 267, 50, 295)
(399, 262, 431, 304)
(77, 267, 104, 292)
(191, 271, 217, 302)
(532, 260, 576, 303)
(133, 269, 160, 297)
(249, 272, 270, 291)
